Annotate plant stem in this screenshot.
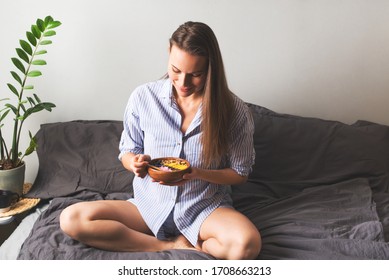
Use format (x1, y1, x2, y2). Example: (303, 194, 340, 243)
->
(11, 33, 43, 166)
(0, 129, 5, 160)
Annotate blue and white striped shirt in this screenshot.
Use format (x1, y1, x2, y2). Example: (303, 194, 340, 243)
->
(119, 78, 255, 246)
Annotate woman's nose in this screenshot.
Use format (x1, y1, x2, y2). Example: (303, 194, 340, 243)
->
(178, 74, 191, 86)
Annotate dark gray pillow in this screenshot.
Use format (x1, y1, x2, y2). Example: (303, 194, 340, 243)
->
(26, 120, 134, 199)
(234, 103, 389, 197)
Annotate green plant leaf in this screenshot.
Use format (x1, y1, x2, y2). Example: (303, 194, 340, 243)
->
(31, 24, 41, 39)
(24, 134, 37, 157)
(36, 18, 45, 32)
(27, 97, 36, 106)
(48, 21, 61, 29)
(26, 31, 37, 46)
(44, 16, 53, 26)
(40, 40, 52, 45)
(0, 109, 10, 122)
(22, 104, 44, 119)
(32, 59, 47, 65)
(33, 94, 41, 103)
(24, 85, 34, 90)
(7, 83, 19, 96)
(11, 71, 22, 85)
(16, 48, 29, 63)
(20, 40, 32, 55)
(35, 50, 47, 55)
(11, 57, 26, 74)
(44, 102, 56, 110)
(27, 70, 42, 77)
(44, 30, 56, 37)
(5, 103, 18, 115)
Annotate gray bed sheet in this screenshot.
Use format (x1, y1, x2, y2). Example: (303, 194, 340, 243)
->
(16, 191, 214, 260)
(9, 177, 389, 260)
(232, 177, 389, 259)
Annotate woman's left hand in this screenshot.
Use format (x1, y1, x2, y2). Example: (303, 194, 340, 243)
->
(153, 167, 198, 186)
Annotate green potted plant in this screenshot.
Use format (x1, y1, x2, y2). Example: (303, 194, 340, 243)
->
(0, 15, 61, 195)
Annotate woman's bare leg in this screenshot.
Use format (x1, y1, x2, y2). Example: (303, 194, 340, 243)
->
(59, 200, 193, 252)
(198, 207, 261, 260)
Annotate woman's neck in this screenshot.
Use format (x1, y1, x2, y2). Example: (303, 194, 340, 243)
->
(173, 89, 203, 109)
(173, 89, 203, 134)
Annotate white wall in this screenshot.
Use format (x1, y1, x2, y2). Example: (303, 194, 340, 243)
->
(1, 0, 389, 182)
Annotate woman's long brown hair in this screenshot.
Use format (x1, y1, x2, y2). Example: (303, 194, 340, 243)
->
(169, 22, 234, 168)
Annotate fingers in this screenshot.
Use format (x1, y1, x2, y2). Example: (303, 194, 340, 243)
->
(133, 154, 150, 164)
(137, 154, 145, 162)
(182, 167, 195, 180)
(132, 154, 150, 178)
(134, 154, 151, 163)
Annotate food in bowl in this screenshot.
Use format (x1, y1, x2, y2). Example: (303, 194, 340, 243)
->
(147, 157, 190, 183)
(152, 158, 189, 171)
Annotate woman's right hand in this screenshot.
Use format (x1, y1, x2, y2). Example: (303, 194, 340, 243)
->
(122, 153, 151, 178)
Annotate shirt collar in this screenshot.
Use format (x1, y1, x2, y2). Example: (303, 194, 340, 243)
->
(161, 78, 173, 99)
(161, 78, 180, 110)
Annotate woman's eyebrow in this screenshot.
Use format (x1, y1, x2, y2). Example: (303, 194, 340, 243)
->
(171, 64, 180, 71)
(171, 64, 204, 74)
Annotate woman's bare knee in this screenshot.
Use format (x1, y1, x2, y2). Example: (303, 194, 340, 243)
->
(59, 203, 85, 240)
(199, 208, 262, 260)
(228, 229, 261, 260)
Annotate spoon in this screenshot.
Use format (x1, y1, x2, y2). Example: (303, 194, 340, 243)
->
(147, 164, 163, 171)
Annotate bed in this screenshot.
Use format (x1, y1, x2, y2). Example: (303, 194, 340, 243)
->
(1, 102, 389, 260)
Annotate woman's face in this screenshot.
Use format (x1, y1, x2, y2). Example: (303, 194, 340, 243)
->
(168, 44, 208, 97)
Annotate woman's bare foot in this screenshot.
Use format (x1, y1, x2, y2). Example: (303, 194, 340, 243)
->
(171, 235, 198, 250)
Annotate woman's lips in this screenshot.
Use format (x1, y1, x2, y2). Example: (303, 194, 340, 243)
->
(179, 87, 192, 93)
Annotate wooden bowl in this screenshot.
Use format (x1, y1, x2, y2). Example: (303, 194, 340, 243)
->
(147, 157, 190, 183)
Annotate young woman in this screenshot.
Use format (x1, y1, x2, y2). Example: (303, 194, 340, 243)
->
(60, 21, 261, 260)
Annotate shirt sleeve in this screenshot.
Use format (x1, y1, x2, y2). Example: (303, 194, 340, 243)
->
(227, 97, 255, 177)
(118, 89, 144, 160)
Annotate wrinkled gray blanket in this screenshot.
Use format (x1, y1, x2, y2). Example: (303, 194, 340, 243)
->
(17, 191, 214, 260)
(233, 177, 389, 259)
(18, 177, 389, 260)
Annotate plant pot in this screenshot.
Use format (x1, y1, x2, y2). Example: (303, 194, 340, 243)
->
(0, 163, 25, 196)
